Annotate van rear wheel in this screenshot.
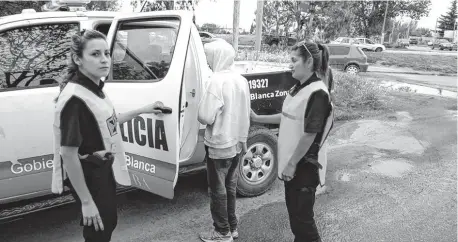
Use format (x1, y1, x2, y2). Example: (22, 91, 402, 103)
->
(375, 47, 382, 52)
(237, 126, 278, 197)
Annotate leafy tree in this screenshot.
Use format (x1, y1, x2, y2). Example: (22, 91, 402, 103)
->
(261, 0, 294, 36)
(86, 0, 122, 11)
(132, 0, 199, 11)
(412, 27, 431, 37)
(351, 0, 431, 38)
(319, 1, 357, 40)
(0, 1, 46, 17)
(201, 23, 221, 33)
(437, 0, 457, 31)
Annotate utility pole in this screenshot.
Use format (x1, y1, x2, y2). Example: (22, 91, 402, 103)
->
(381, 0, 389, 44)
(406, 20, 411, 39)
(232, 0, 241, 52)
(390, 18, 395, 43)
(434, 17, 438, 39)
(255, 0, 264, 54)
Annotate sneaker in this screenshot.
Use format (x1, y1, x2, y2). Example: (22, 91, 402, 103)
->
(231, 229, 239, 239)
(199, 230, 233, 242)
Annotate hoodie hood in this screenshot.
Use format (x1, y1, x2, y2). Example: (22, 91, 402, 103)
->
(204, 39, 235, 72)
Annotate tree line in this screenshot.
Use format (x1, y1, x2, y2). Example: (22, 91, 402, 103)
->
(2, 0, 456, 41)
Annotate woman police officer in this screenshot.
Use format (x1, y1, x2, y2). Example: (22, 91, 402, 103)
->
(52, 30, 165, 242)
(251, 40, 334, 242)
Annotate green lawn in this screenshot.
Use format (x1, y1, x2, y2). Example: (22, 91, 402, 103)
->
(365, 52, 457, 75)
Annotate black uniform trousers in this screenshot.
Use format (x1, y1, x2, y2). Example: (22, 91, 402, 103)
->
(284, 159, 322, 242)
(64, 154, 118, 242)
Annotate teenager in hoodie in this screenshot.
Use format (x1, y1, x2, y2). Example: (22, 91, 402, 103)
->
(198, 39, 251, 242)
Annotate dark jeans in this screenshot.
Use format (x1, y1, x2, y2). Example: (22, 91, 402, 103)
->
(65, 154, 118, 242)
(205, 146, 240, 234)
(284, 160, 321, 242)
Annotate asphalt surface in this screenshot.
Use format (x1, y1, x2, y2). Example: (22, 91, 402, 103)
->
(385, 46, 457, 56)
(363, 70, 457, 93)
(0, 90, 456, 242)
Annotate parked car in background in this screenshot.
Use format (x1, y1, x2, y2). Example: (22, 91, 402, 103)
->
(331, 37, 385, 52)
(397, 39, 410, 47)
(427, 40, 433, 46)
(409, 37, 419, 45)
(326, 43, 369, 74)
(353, 38, 386, 52)
(431, 39, 454, 50)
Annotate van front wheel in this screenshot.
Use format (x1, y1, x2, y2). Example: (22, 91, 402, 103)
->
(237, 126, 278, 197)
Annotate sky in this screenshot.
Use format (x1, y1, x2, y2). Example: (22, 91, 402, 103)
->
(121, 0, 456, 31)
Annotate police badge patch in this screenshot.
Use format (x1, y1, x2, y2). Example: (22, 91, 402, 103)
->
(106, 110, 118, 137)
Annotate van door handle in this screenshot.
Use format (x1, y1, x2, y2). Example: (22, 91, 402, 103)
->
(154, 106, 172, 114)
(190, 89, 196, 97)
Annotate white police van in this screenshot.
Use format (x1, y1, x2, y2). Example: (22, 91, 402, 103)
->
(0, 0, 304, 220)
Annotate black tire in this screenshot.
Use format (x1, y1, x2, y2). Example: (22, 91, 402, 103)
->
(345, 64, 360, 74)
(237, 125, 278, 197)
(375, 47, 382, 52)
(362, 48, 368, 52)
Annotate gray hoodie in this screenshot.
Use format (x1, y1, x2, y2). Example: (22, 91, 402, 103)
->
(197, 40, 251, 159)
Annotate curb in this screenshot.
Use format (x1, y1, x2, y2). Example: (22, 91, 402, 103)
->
(368, 70, 457, 77)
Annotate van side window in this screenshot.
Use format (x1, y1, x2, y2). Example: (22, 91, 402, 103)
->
(0, 23, 79, 90)
(111, 19, 179, 82)
(329, 46, 350, 55)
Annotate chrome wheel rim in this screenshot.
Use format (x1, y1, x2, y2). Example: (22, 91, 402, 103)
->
(346, 66, 359, 74)
(240, 142, 274, 185)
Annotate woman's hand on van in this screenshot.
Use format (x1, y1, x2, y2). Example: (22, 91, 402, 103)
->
(140, 101, 165, 115)
(250, 109, 258, 122)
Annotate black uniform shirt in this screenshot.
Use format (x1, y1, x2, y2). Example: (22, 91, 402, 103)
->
(59, 71, 106, 156)
(289, 73, 331, 155)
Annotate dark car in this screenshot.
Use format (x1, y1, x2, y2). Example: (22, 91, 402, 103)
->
(326, 44, 369, 74)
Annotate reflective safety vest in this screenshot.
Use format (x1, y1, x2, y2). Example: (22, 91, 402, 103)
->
(278, 80, 334, 183)
(51, 82, 131, 194)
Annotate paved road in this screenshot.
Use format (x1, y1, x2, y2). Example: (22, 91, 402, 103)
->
(1, 91, 456, 242)
(384, 46, 457, 56)
(363, 71, 457, 93)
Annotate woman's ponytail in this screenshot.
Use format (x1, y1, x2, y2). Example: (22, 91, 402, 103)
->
(317, 43, 329, 75)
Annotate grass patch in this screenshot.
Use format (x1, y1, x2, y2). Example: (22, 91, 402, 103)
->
(365, 52, 457, 74)
(214, 34, 256, 46)
(332, 72, 389, 121)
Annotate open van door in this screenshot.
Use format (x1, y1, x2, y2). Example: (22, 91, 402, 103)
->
(104, 11, 193, 199)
